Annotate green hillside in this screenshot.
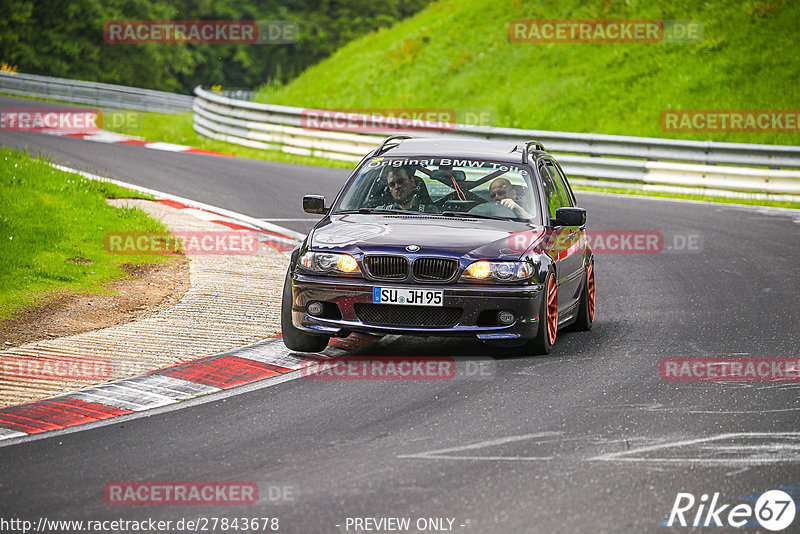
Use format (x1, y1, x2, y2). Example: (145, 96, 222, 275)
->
(254, 0, 800, 146)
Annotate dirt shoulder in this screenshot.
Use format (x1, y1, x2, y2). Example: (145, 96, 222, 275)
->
(1, 258, 190, 349)
(0, 198, 290, 408)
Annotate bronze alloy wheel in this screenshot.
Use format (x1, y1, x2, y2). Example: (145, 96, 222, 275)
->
(587, 261, 595, 322)
(546, 272, 558, 345)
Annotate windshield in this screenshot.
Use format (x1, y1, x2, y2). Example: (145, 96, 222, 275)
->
(335, 156, 540, 221)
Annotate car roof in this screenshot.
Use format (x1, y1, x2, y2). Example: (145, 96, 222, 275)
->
(378, 138, 549, 164)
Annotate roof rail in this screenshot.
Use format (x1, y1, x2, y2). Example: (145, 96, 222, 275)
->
(521, 140, 546, 163)
(376, 135, 412, 155)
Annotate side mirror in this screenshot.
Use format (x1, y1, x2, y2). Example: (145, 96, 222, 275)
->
(553, 207, 586, 227)
(303, 195, 328, 215)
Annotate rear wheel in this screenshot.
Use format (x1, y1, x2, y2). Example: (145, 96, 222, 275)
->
(573, 260, 595, 331)
(281, 269, 329, 353)
(529, 271, 558, 355)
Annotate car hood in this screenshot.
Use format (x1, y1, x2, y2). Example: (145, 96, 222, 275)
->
(310, 214, 547, 260)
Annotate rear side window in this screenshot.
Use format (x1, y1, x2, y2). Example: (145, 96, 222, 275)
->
(545, 160, 573, 207)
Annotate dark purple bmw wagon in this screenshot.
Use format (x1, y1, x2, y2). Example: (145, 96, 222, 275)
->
(281, 136, 594, 355)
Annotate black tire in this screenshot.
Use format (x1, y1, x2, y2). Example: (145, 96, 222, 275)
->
(573, 260, 595, 332)
(281, 269, 330, 353)
(528, 271, 558, 355)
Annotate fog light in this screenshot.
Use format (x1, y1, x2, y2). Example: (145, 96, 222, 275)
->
(307, 301, 324, 316)
(498, 310, 515, 325)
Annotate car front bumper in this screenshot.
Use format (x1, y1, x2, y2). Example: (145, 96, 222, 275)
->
(290, 273, 544, 340)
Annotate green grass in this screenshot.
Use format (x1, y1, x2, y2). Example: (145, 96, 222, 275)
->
(0, 148, 170, 323)
(21, 0, 800, 211)
(254, 0, 800, 146)
(0, 91, 73, 105)
(572, 184, 800, 209)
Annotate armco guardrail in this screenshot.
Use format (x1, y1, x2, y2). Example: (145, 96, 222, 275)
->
(0, 71, 192, 113)
(193, 86, 800, 196)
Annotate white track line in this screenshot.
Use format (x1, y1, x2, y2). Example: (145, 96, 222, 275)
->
(49, 163, 306, 242)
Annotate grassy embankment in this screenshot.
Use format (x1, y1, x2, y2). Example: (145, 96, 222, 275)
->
(0, 148, 168, 323)
(109, 0, 800, 208)
(255, 0, 800, 145)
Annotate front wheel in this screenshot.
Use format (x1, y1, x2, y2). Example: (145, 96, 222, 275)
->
(281, 269, 330, 353)
(528, 271, 558, 355)
(573, 260, 595, 331)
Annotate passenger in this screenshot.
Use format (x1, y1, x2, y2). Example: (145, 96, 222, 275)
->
(381, 166, 441, 213)
(489, 177, 532, 218)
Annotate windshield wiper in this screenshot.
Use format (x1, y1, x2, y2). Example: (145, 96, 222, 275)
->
(441, 211, 511, 221)
(336, 208, 416, 215)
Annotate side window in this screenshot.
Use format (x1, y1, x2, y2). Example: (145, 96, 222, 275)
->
(546, 160, 573, 207)
(538, 164, 562, 221)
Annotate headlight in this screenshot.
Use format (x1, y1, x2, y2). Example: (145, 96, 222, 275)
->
(461, 261, 533, 282)
(300, 251, 361, 275)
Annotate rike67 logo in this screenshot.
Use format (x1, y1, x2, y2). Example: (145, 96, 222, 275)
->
(667, 489, 796, 530)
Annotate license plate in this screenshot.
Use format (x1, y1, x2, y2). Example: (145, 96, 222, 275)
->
(373, 287, 443, 306)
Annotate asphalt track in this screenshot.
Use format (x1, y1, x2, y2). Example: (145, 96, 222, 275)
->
(2, 96, 800, 533)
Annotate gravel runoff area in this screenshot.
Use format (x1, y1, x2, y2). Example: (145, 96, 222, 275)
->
(0, 199, 289, 407)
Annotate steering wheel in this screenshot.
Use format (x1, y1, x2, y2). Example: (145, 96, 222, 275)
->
(468, 201, 517, 218)
(434, 188, 485, 208)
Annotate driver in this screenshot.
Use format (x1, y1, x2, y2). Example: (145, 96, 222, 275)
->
(380, 166, 441, 213)
(489, 177, 532, 218)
